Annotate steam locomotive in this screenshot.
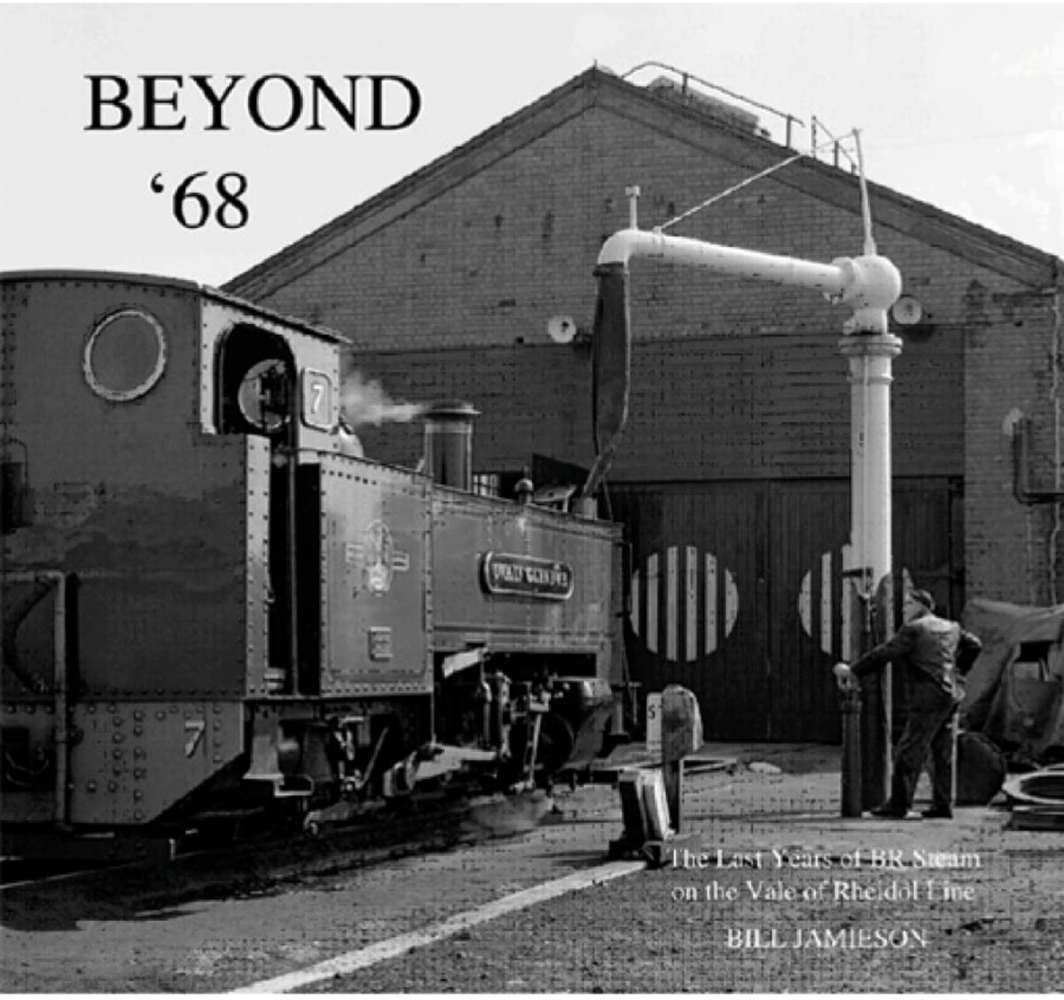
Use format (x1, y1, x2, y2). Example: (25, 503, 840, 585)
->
(0, 271, 623, 857)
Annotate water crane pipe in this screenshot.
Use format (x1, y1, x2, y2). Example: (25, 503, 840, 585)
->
(583, 227, 902, 502)
(583, 223, 903, 810)
(595, 228, 901, 334)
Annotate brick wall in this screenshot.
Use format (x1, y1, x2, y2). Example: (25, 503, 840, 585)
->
(250, 96, 1061, 606)
(964, 285, 1063, 603)
(354, 325, 965, 483)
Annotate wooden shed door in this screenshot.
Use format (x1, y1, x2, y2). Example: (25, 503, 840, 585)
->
(613, 483, 769, 740)
(764, 481, 851, 741)
(613, 477, 961, 742)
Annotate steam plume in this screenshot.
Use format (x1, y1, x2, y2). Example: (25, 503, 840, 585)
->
(342, 370, 426, 428)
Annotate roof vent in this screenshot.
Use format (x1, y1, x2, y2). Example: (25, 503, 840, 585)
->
(646, 75, 768, 137)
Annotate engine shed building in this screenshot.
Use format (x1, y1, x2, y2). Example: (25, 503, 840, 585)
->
(227, 65, 1064, 742)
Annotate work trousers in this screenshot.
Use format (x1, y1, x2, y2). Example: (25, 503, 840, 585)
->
(887, 690, 958, 814)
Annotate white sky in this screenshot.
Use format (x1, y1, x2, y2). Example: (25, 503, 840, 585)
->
(2, 2, 1062, 287)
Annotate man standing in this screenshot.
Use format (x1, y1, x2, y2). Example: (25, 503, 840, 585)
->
(833, 589, 982, 819)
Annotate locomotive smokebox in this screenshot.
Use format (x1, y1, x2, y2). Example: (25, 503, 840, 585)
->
(423, 401, 479, 491)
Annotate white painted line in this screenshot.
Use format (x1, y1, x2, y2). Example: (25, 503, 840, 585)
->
(230, 858, 645, 994)
(705, 551, 717, 654)
(723, 568, 738, 637)
(798, 568, 811, 638)
(685, 544, 698, 662)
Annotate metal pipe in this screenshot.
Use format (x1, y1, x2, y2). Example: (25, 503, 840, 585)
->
(621, 60, 806, 135)
(839, 332, 901, 809)
(1047, 288, 1063, 601)
(852, 129, 877, 257)
(840, 338, 901, 583)
(1012, 416, 1064, 504)
(286, 451, 300, 693)
(584, 227, 901, 499)
(423, 401, 479, 491)
(596, 228, 901, 335)
(625, 185, 641, 229)
(838, 683, 862, 817)
(598, 228, 844, 291)
(586, 213, 904, 813)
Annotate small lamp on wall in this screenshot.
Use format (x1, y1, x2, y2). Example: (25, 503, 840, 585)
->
(891, 295, 934, 337)
(546, 314, 592, 349)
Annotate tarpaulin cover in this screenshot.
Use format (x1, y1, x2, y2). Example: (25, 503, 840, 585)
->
(961, 597, 1064, 762)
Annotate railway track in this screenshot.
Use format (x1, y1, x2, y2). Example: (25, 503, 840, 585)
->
(0, 786, 554, 902)
(0, 857, 114, 890)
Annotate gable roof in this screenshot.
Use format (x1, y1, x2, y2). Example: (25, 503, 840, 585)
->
(225, 65, 1062, 299)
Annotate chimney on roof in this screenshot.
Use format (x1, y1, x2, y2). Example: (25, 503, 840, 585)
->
(646, 75, 769, 138)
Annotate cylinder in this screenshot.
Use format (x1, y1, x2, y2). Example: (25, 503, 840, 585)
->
(839, 331, 902, 809)
(839, 686, 863, 817)
(423, 401, 479, 491)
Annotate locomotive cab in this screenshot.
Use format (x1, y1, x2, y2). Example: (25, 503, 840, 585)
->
(213, 326, 317, 698)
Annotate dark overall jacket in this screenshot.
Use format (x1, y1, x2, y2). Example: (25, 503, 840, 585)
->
(851, 612, 982, 709)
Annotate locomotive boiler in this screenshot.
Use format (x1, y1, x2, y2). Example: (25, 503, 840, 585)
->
(0, 271, 623, 856)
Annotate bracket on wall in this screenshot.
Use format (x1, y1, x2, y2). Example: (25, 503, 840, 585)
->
(1010, 416, 1064, 505)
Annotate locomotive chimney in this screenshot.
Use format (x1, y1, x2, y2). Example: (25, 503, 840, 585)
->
(423, 401, 479, 491)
